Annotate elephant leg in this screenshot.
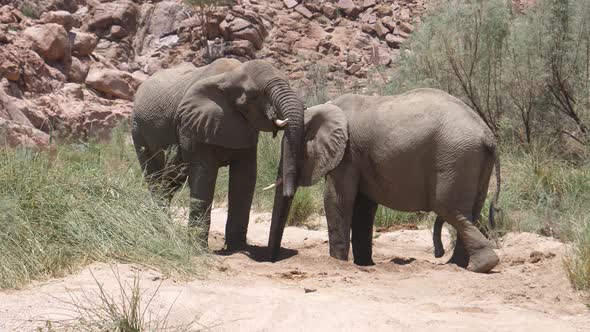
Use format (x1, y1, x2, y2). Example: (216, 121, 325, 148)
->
(225, 147, 257, 250)
(443, 211, 499, 273)
(185, 156, 219, 248)
(324, 163, 359, 262)
(133, 135, 185, 208)
(433, 216, 445, 258)
(351, 193, 377, 266)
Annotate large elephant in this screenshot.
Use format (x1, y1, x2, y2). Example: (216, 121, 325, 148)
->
(132, 58, 304, 249)
(267, 88, 501, 273)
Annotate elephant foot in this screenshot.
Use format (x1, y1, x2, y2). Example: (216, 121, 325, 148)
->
(224, 240, 248, 252)
(330, 249, 349, 262)
(353, 257, 375, 266)
(466, 247, 499, 273)
(447, 242, 469, 268)
(434, 246, 445, 258)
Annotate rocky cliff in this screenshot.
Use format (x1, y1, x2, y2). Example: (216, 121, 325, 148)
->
(0, 0, 428, 149)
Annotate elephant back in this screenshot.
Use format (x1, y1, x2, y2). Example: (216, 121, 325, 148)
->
(133, 63, 201, 128)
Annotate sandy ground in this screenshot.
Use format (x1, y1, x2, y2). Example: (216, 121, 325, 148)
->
(1, 208, 589, 331)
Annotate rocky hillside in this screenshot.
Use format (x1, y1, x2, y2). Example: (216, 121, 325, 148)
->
(0, 0, 429, 150)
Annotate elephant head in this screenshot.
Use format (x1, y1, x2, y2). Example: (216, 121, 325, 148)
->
(268, 103, 349, 261)
(179, 59, 305, 197)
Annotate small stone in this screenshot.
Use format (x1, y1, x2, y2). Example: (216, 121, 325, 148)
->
(385, 34, 405, 48)
(346, 63, 361, 75)
(283, 0, 299, 9)
(337, 0, 362, 18)
(361, 23, 376, 34)
(110, 25, 128, 39)
(399, 21, 415, 34)
(362, 0, 377, 9)
(322, 2, 338, 20)
(375, 20, 389, 38)
(294, 5, 313, 19)
(304, 288, 317, 293)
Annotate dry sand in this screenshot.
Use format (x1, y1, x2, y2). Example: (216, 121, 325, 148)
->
(1, 208, 589, 331)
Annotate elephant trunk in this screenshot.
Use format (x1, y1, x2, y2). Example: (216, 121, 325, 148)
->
(242, 60, 304, 261)
(264, 78, 304, 197)
(268, 151, 293, 262)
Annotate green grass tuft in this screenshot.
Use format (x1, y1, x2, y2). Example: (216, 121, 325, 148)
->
(0, 131, 207, 289)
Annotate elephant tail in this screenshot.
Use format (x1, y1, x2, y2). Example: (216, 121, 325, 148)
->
(488, 150, 501, 230)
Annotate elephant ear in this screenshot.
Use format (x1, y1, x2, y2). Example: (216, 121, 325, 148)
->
(298, 104, 348, 187)
(176, 74, 258, 150)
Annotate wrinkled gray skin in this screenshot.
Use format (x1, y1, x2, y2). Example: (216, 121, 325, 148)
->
(268, 88, 501, 273)
(132, 58, 304, 249)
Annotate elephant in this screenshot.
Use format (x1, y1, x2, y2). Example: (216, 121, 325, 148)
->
(267, 88, 501, 273)
(132, 58, 305, 250)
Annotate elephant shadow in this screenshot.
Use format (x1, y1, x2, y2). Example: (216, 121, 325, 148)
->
(214, 245, 298, 263)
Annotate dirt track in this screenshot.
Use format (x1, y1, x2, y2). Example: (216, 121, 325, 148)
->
(1, 208, 589, 331)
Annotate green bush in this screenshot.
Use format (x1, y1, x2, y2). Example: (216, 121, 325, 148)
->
(0, 132, 207, 289)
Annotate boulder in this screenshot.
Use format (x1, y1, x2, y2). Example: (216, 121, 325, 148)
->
(385, 33, 405, 48)
(362, 0, 377, 9)
(322, 2, 338, 19)
(294, 5, 313, 19)
(375, 20, 389, 38)
(399, 21, 415, 34)
(0, 5, 22, 24)
(0, 90, 33, 128)
(283, 0, 299, 9)
(70, 30, 98, 56)
(68, 56, 89, 83)
(83, 0, 139, 35)
(85, 66, 141, 101)
(110, 25, 128, 39)
(0, 118, 50, 151)
(337, 0, 362, 18)
(23, 23, 71, 63)
(61, 83, 84, 100)
(40, 10, 77, 31)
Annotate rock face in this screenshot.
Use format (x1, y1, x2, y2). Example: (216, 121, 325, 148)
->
(23, 23, 71, 63)
(70, 29, 98, 56)
(0, 0, 428, 149)
(85, 66, 141, 101)
(40, 10, 77, 31)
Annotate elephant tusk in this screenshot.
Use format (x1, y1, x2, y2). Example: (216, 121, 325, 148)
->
(262, 179, 283, 191)
(274, 118, 288, 127)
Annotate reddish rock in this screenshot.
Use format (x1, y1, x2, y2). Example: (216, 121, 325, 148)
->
(374, 4, 393, 16)
(23, 23, 71, 63)
(283, 0, 299, 9)
(85, 66, 141, 101)
(337, 0, 362, 18)
(70, 30, 98, 56)
(40, 11, 77, 31)
(294, 5, 313, 19)
(346, 63, 362, 75)
(385, 33, 405, 48)
(110, 25, 128, 39)
(0, 118, 50, 151)
(68, 57, 89, 83)
(362, 0, 377, 9)
(381, 17, 396, 31)
(361, 23, 376, 35)
(322, 2, 338, 19)
(375, 20, 390, 38)
(399, 21, 415, 34)
(0, 5, 22, 24)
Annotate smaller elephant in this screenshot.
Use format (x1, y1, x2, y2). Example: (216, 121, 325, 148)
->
(267, 89, 501, 273)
